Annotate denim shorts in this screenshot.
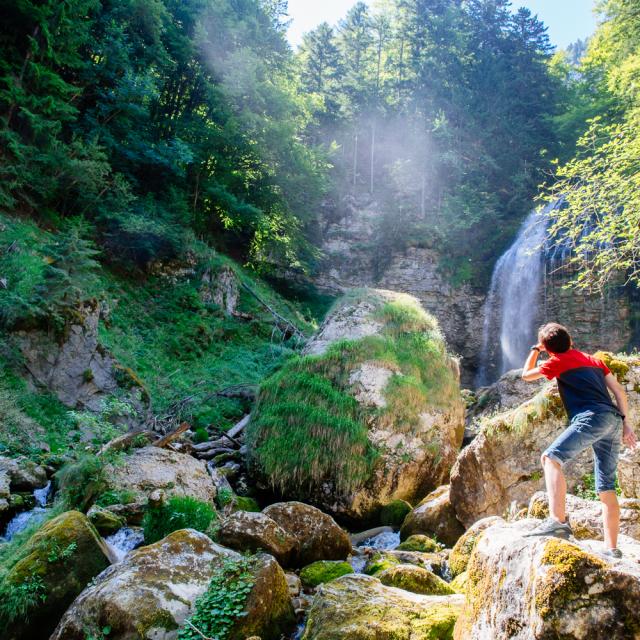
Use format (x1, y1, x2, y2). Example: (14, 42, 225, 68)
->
(543, 410, 623, 493)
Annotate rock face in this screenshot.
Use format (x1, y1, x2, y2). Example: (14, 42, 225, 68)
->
(51, 529, 295, 640)
(312, 196, 485, 384)
(262, 502, 352, 566)
(104, 446, 217, 504)
(2, 511, 111, 640)
(248, 289, 465, 522)
(0, 456, 48, 526)
(302, 573, 464, 639)
(448, 516, 503, 578)
(217, 511, 298, 567)
(528, 491, 640, 541)
(200, 264, 239, 314)
(454, 518, 640, 639)
(450, 386, 590, 528)
(400, 485, 464, 547)
(15, 300, 148, 416)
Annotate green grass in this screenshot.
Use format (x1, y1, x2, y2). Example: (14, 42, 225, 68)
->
(143, 496, 217, 544)
(247, 290, 461, 497)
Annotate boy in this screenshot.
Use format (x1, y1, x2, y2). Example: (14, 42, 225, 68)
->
(521, 322, 637, 557)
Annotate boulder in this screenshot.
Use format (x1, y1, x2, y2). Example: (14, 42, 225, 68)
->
(448, 516, 503, 578)
(0, 456, 48, 493)
(454, 518, 640, 639)
(217, 511, 298, 566)
(1, 511, 111, 640)
(262, 502, 351, 565)
(87, 505, 125, 535)
(400, 485, 464, 547)
(302, 574, 464, 639)
(364, 549, 446, 577)
(247, 289, 464, 522)
(51, 529, 295, 640)
(380, 498, 412, 527)
(104, 446, 216, 504)
(450, 386, 592, 528)
(377, 564, 455, 595)
(528, 491, 640, 541)
(619, 447, 640, 498)
(300, 560, 353, 588)
(397, 534, 440, 553)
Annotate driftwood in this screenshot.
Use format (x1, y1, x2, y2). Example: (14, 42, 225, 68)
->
(97, 430, 155, 457)
(350, 526, 394, 546)
(152, 422, 190, 448)
(227, 413, 250, 439)
(206, 461, 233, 495)
(193, 447, 237, 461)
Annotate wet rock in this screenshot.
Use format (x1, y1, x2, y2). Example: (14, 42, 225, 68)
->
(378, 564, 455, 595)
(299, 560, 353, 588)
(51, 530, 295, 640)
(87, 505, 125, 536)
(397, 534, 440, 553)
(454, 518, 640, 639)
(528, 491, 640, 541)
(263, 502, 352, 566)
(400, 485, 465, 547)
(449, 516, 504, 578)
(364, 549, 445, 577)
(302, 573, 464, 639)
(2, 511, 111, 640)
(217, 511, 298, 567)
(104, 446, 216, 504)
(0, 456, 48, 493)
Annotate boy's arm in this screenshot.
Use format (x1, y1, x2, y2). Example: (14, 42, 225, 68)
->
(522, 344, 546, 381)
(605, 373, 637, 449)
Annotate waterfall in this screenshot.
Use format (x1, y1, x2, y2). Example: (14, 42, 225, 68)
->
(476, 203, 557, 386)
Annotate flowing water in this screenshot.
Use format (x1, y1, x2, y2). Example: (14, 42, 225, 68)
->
(476, 203, 556, 386)
(0, 481, 52, 542)
(105, 527, 145, 562)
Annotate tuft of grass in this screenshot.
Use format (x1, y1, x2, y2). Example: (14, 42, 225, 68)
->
(143, 496, 217, 544)
(247, 290, 461, 498)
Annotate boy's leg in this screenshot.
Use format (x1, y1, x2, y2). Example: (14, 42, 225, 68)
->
(600, 491, 620, 550)
(542, 455, 567, 523)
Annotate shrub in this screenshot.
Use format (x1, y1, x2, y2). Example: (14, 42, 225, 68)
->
(143, 496, 217, 544)
(56, 455, 111, 512)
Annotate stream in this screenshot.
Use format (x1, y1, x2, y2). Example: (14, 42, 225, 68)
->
(0, 481, 52, 542)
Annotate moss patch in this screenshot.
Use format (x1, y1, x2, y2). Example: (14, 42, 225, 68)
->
(364, 552, 402, 576)
(380, 499, 412, 528)
(378, 564, 455, 595)
(397, 534, 440, 553)
(594, 351, 630, 383)
(300, 560, 353, 588)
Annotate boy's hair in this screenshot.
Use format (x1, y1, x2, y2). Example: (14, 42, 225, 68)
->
(538, 322, 572, 353)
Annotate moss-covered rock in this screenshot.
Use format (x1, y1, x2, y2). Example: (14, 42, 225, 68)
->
(397, 534, 440, 553)
(50, 530, 295, 640)
(262, 502, 352, 566)
(453, 518, 640, 639)
(1, 511, 111, 640)
(449, 571, 468, 594)
(87, 505, 125, 535)
(217, 511, 298, 567)
(449, 516, 503, 578)
(300, 560, 353, 587)
(302, 574, 464, 639)
(234, 496, 260, 512)
(364, 551, 402, 575)
(247, 290, 464, 522)
(380, 499, 412, 527)
(378, 564, 455, 595)
(400, 485, 464, 547)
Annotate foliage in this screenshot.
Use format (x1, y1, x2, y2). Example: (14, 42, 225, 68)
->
(544, 0, 640, 289)
(247, 291, 460, 497)
(56, 454, 115, 512)
(178, 556, 255, 640)
(143, 496, 217, 544)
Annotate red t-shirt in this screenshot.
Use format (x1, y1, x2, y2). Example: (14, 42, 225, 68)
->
(538, 349, 619, 419)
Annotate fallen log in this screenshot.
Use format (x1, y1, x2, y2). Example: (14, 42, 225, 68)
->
(153, 422, 190, 449)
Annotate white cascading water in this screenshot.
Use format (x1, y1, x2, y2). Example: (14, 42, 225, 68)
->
(476, 202, 556, 386)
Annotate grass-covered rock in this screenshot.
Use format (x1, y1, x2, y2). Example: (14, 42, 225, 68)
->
(0, 510, 111, 640)
(302, 574, 464, 639)
(50, 530, 295, 640)
(300, 560, 353, 587)
(377, 564, 455, 595)
(248, 289, 464, 521)
(397, 534, 440, 553)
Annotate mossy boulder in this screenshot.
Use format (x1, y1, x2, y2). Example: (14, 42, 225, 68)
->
(234, 496, 260, 512)
(364, 551, 402, 575)
(217, 511, 298, 567)
(300, 560, 353, 588)
(448, 516, 503, 578)
(51, 529, 295, 640)
(1, 511, 111, 640)
(378, 564, 455, 595)
(262, 502, 352, 566)
(302, 574, 464, 639)
(400, 485, 464, 547)
(453, 519, 640, 639)
(397, 534, 440, 553)
(380, 499, 412, 527)
(87, 505, 125, 535)
(449, 571, 468, 594)
(247, 289, 464, 522)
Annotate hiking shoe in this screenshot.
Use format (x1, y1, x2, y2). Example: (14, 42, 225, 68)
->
(603, 548, 623, 559)
(523, 518, 573, 540)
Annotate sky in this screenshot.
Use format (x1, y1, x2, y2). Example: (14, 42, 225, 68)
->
(286, 0, 599, 50)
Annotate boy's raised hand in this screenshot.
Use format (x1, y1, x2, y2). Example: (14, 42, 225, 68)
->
(623, 421, 638, 449)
